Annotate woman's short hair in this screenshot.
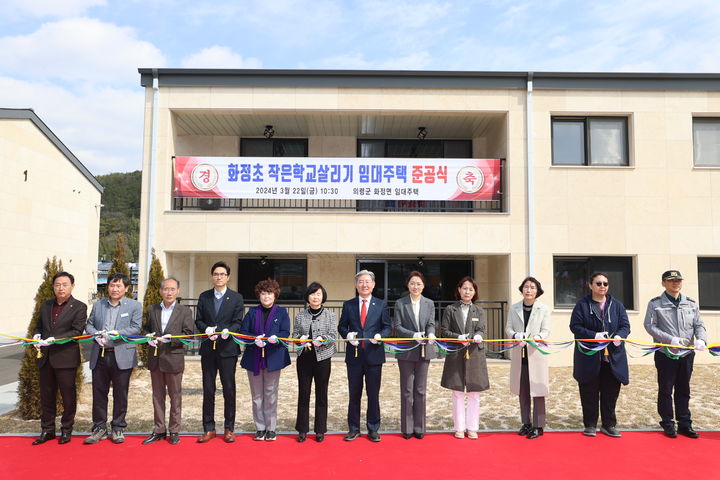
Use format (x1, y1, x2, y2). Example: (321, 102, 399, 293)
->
(406, 270, 426, 285)
(518, 276, 544, 298)
(454, 276, 479, 302)
(255, 278, 280, 299)
(305, 282, 327, 303)
(589, 272, 609, 283)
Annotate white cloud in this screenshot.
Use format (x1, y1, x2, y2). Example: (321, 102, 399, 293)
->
(180, 46, 262, 69)
(0, 17, 165, 85)
(1, 0, 106, 18)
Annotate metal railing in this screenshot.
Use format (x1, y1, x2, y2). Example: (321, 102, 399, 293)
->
(177, 299, 507, 359)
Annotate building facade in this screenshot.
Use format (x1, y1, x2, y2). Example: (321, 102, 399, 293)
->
(137, 70, 720, 366)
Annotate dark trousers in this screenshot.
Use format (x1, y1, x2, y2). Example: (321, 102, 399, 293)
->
(347, 361, 382, 432)
(398, 359, 430, 435)
(201, 353, 237, 431)
(150, 368, 183, 434)
(295, 351, 331, 434)
(39, 363, 77, 433)
(578, 361, 621, 428)
(91, 352, 132, 431)
(655, 350, 695, 428)
(519, 362, 546, 428)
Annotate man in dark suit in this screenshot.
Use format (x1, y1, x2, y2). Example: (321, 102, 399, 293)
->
(32, 271, 87, 445)
(195, 261, 244, 443)
(338, 269, 391, 442)
(142, 277, 194, 445)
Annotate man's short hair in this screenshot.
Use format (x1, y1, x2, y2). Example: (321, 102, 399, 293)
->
(355, 269, 375, 282)
(107, 273, 130, 287)
(52, 271, 75, 285)
(161, 277, 180, 289)
(211, 261, 231, 276)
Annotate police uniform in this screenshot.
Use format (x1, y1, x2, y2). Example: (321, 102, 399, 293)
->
(643, 270, 706, 437)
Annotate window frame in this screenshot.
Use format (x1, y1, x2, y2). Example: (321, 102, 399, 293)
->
(240, 138, 309, 157)
(236, 258, 308, 303)
(692, 117, 720, 167)
(551, 116, 630, 167)
(553, 255, 635, 309)
(698, 257, 720, 310)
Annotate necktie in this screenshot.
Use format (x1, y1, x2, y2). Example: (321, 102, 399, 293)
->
(360, 299, 367, 328)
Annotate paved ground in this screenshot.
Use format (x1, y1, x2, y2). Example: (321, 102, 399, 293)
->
(2, 355, 719, 434)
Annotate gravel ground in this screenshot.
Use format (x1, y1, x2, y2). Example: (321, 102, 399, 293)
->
(2, 358, 719, 434)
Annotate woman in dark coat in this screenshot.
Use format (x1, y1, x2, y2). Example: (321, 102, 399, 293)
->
(440, 276, 489, 439)
(569, 272, 630, 438)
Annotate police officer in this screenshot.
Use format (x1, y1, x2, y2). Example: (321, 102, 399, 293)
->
(643, 270, 707, 438)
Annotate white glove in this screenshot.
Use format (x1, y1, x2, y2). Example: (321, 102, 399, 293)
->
(518, 340, 527, 348)
(205, 326, 217, 342)
(671, 337, 689, 347)
(427, 332, 436, 344)
(268, 335, 278, 344)
(695, 339, 707, 351)
(160, 334, 171, 344)
(33, 333, 41, 349)
(106, 330, 119, 339)
(95, 336, 106, 347)
(514, 332, 525, 340)
(532, 335, 542, 341)
(221, 328, 229, 340)
(254, 334, 266, 348)
(458, 334, 470, 346)
(347, 332, 359, 347)
(148, 339, 158, 347)
(299, 334, 311, 348)
(370, 333, 381, 344)
(39, 336, 55, 347)
(473, 334, 483, 344)
(413, 332, 424, 343)
(312, 336, 323, 347)
(613, 335, 622, 347)
(595, 332, 609, 340)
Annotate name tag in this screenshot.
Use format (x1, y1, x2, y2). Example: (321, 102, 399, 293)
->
(471, 317, 479, 322)
(120, 313, 129, 318)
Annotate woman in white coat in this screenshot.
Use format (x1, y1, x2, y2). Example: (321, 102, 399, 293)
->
(505, 276, 551, 439)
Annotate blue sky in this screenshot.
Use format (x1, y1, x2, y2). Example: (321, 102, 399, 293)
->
(1, 0, 719, 175)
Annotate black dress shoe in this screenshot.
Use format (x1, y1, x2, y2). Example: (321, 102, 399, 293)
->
(344, 430, 361, 441)
(413, 432, 424, 439)
(32, 432, 56, 445)
(518, 424, 533, 436)
(168, 433, 180, 445)
(368, 430, 381, 442)
(526, 427, 544, 439)
(142, 432, 167, 445)
(298, 432, 307, 443)
(662, 424, 678, 438)
(59, 432, 72, 444)
(315, 433, 324, 442)
(403, 433, 412, 439)
(678, 426, 700, 438)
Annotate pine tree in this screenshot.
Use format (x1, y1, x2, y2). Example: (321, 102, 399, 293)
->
(138, 249, 164, 368)
(107, 232, 134, 298)
(16, 257, 85, 419)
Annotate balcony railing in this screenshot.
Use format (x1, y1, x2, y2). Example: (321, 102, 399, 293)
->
(176, 299, 507, 359)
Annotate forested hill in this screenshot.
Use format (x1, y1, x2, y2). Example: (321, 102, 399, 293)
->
(97, 170, 141, 262)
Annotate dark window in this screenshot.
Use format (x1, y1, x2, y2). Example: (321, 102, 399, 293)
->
(241, 138, 308, 157)
(554, 256, 634, 309)
(693, 118, 720, 167)
(237, 258, 307, 302)
(698, 257, 720, 309)
(552, 117, 629, 166)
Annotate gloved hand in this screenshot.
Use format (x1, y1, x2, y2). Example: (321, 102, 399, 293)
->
(595, 332, 609, 340)
(33, 333, 42, 349)
(514, 332, 525, 340)
(268, 335, 278, 344)
(458, 334, 470, 346)
(473, 334, 483, 344)
(299, 334, 311, 348)
(413, 332, 424, 343)
(518, 340, 527, 348)
(105, 330, 119, 340)
(95, 335, 106, 347)
(427, 332, 436, 344)
(370, 333, 381, 344)
(221, 328, 229, 340)
(39, 336, 55, 347)
(671, 337, 689, 347)
(160, 334, 171, 344)
(254, 334, 266, 348)
(695, 339, 707, 351)
(347, 332, 359, 347)
(613, 335, 622, 347)
(205, 326, 217, 342)
(148, 338, 158, 347)
(312, 336, 324, 347)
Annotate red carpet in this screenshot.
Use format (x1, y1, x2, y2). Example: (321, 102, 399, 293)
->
(2, 431, 717, 479)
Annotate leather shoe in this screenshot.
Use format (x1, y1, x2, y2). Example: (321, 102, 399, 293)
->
(600, 426, 622, 438)
(582, 427, 597, 437)
(662, 424, 678, 438)
(403, 433, 412, 440)
(518, 423, 533, 436)
(142, 432, 166, 445)
(344, 430, 361, 441)
(168, 433, 180, 445)
(526, 427, 543, 439)
(315, 433, 324, 442)
(368, 430, 381, 442)
(298, 432, 307, 443)
(224, 429, 236, 443)
(413, 432, 424, 439)
(32, 432, 56, 445)
(678, 426, 700, 438)
(59, 432, 72, 444)
(197, 431, 216, 443)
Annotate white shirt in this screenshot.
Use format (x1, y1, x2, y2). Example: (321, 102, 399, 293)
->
(459, 303, 471, 333)
(411, 297, 421, 330)
(358, 296, 372, 316)
(214, 287, 227, 300)
(160, 300, 176, 332)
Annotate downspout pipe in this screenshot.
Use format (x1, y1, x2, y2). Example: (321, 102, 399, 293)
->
(145, 69, 159, 285)
(526, 72, 535, 275)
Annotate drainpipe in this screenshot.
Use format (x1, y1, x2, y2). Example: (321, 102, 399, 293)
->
(526, 72, 535, 275)
(145, 69, 160, 286)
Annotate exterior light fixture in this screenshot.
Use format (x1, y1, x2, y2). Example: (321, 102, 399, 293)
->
(264, 125, 275, 139)
(417, 127, 427, 140)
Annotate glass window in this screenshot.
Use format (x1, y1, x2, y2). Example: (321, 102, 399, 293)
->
(693, 118, 720, 167)
(240, 138, 308, 157)
(554, 256, 634, 308)
(237, 258, 307, 302)
(552, 116, 628, 166)
(698, 257, 720, 309)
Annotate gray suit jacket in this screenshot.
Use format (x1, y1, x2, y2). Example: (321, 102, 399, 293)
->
(392, 295, 436, 361)
(86, 297, 143, 370)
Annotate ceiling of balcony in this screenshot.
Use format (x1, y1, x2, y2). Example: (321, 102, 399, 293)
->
(173, 111, 506, 139)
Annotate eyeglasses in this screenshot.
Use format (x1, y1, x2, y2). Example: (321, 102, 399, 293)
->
(594, 282, 609, 287)
(212, 272, 228, 277)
